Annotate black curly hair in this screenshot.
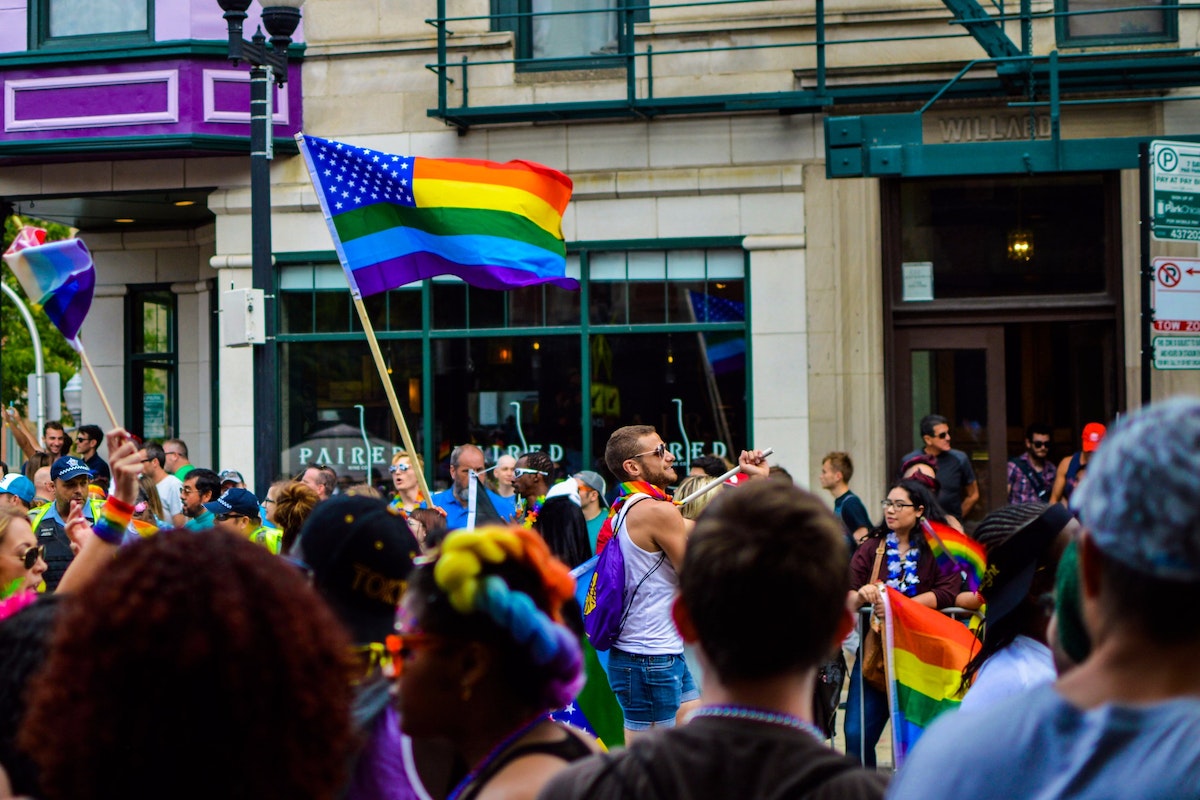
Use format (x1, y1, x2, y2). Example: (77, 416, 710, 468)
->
(20, 530, 359, 800)
(0, 595, 63, 797)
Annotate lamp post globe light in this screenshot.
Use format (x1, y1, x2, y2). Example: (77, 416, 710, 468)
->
(217, 0, 304, 496)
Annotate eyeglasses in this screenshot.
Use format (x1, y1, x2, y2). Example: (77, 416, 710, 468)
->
(632, 443, 669, 460)
(384, 633, 446, 677)
(164, 451, 183, 458)
(389, 463, 412, 474)
(263, 497, 277, 505)
(513, 467, 548, 478)
(20, 545, 45, 570)
(180, 486, 197, 496)
(932, 432, 951, 440)
(216, 513, 247, 523)
(881, 499, 916, 510)
(1031, 439, 1051, 448)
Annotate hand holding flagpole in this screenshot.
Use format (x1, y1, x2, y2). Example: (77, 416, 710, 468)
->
(676, 447, 773, 505)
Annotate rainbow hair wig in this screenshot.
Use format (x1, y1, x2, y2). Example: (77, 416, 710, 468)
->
(432, 526, 584, 709)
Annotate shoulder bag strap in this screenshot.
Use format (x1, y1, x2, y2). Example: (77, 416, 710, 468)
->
(1011, 456, 1046, 494)
(869, 541, 886, 584)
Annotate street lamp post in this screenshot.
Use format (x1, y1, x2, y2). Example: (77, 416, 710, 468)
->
(217, 0, 303, 496)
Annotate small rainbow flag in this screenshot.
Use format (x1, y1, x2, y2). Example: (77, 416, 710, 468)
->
(3, 225, 95, 351)
(296, 134, 577, 297)
(882, 587, 979, 766)
(921, 518, 987, 592)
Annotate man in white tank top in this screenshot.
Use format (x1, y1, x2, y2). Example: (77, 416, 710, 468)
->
(601, 425, 769, 741)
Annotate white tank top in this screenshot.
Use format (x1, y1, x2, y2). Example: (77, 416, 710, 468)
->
(613, 494, 683, 655)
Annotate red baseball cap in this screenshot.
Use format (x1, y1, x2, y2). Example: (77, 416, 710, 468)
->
(1081, 422, 1106, 452)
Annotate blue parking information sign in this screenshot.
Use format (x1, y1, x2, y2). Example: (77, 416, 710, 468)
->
(1152, 140, 1200, 242)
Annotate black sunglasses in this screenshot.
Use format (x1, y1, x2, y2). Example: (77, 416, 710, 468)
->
(216, 514, 247, 523)
(21, 545, 45, 570)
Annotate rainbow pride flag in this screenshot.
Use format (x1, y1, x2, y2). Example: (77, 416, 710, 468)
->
(921, 518, 987, 592)
(296, 134, 577, 297)
(881, 587, 979, 766)
(3, 225, 95, 351)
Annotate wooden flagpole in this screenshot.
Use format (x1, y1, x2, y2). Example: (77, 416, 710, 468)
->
(77, 340, 120, 430)
(351, 296, 435, 504)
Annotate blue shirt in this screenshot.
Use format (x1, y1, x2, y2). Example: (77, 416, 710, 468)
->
(889, 684, 1200, 799)
(184, 509, 216, 532)
(430, 487, 516, 531)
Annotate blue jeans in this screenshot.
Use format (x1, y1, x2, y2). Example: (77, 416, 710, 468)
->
(607, 647, 699, 731)
(844, 658, 888, 767)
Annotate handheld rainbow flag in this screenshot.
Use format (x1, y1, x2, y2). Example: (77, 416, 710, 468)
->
(3, 225, 95, 351)
(296, 134, 578, 297)
(921, 518, 987, 592)
(881, 587, 979, 767)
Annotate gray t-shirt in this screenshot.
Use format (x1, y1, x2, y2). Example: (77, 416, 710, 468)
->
(888, 684, 1200, 799)
(899, 448, 975, 518)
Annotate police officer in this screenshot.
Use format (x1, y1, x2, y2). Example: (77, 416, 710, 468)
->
(205, 487, 281, 555)
(29, 456, 103, 591)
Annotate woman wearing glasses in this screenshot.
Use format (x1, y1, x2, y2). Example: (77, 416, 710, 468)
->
(0, 507, 47, 596)
(389, 452, 427, 515)
(844, 478, 962, 767)
(389, 525, 598, 800)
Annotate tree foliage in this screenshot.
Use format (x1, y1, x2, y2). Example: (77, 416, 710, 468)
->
(1, 215, 82, 423)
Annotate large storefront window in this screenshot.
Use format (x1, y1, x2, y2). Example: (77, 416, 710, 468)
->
(276, 241, 749, 493)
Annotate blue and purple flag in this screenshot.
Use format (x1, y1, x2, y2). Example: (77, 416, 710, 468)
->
(3, 225, 95, 351)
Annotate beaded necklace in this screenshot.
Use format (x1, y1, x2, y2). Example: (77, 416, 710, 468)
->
(518, 495, 545, 529)
(885, 530, 922, 596)
(447, 712, 551, 800)
(689, 705, 824, 743)
(389, 491, 425, 515)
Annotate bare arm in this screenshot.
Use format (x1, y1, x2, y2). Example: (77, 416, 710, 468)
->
(56, 429, 142, 594)
(1049, 456, 1070, 505)
(627, 500, 689, 572)
(3, 407, 38, 460)
(960, 480, 980, 517)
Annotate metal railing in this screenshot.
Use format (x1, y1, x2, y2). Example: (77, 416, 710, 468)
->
(426, 0, 1200, 129)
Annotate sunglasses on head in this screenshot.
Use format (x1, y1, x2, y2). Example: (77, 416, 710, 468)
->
(513, 467, 548, 478)
(389, 463, 412, 473)
(21, 545, 45, 570)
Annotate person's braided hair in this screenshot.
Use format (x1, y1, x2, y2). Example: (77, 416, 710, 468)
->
(414, 526, 583, 710)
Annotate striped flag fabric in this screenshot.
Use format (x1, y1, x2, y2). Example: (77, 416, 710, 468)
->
(687, 290, 746, 376)
(296, 134, 578, 297)
(565, 555, 625, 748)
(881, 587, 979, 767)
(921, 518, 987, 593)
(3, 225, 95, 351)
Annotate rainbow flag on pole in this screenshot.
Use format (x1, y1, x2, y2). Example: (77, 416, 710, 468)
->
(921, 519, 987, 593)
(3, 225, 95, 351)
(296, 134, 578, 297)
(881, 587, 979, 767)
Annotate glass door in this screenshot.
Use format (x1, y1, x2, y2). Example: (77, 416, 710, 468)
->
(893, 326, 1006, 526)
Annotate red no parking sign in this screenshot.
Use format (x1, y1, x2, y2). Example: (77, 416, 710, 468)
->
(1152, 258, 1200, 332)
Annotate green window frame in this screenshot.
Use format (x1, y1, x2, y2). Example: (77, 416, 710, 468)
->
(1054, 0, 1177, 47)
(490, 0, 649, 71)
(29, 0, 154, 50)
(125, 285, 178, 443)
(274, 237, 751, 484)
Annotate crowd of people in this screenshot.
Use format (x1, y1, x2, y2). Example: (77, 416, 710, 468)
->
(0, 398, 1197, 799)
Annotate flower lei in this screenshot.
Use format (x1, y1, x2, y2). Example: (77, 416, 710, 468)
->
(388, 491, 425, 515)
(885, 529, 922, 596)
(518, 495, 545, 529)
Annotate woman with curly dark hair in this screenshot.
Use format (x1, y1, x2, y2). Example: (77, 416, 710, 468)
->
(390, 525, 599, 800)
(19, 528, 358, 800)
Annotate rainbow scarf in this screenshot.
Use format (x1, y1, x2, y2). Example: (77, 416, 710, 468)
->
(594, 481, 671, 554)
(297, 134, 577, 297)
(881, 587, 979, 767)
(2, 225, 95, 351)
(922, 519, 987, 593)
